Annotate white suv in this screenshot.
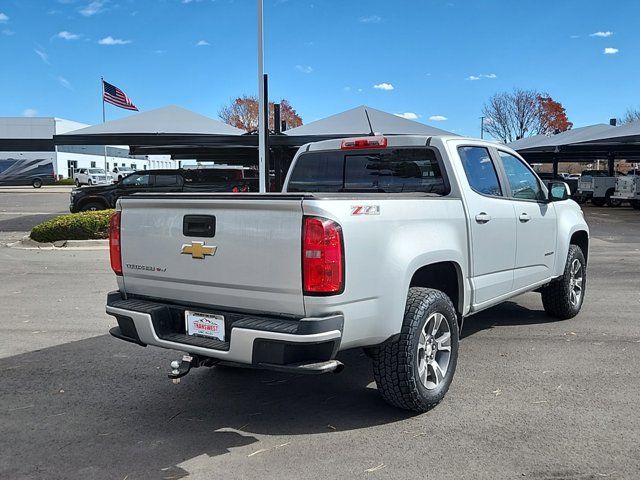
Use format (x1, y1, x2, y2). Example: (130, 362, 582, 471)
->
(74, 168, 110, 186)
(111, 166, 136, 182)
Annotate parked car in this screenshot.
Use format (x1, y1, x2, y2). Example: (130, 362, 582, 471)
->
(0, 158, 56, 188)
(73, 168, 110, 187)
(612, 175, 640, 210)
(574, 170, 621, 206)
(69, 168, 258, 212)
(105, 135, 589, 412)
(111, 166, 136, 182)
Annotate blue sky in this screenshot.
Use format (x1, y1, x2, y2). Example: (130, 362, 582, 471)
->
(0, 0, 638, 137)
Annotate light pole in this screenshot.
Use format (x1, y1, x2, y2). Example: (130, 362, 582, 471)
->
(257, 0, 267, 192)
(480, 116, 485, 139)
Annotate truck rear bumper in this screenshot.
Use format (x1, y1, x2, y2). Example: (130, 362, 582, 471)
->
(106, 291, 343, 367)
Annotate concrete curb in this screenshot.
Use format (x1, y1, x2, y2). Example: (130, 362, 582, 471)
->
(7, 235, 108, 251)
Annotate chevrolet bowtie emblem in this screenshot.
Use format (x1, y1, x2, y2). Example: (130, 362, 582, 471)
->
(181, 241, 217, 259)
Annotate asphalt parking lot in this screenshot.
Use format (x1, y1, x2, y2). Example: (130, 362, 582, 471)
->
(0, 186, 71, 235)
(0, 196, 639, 479)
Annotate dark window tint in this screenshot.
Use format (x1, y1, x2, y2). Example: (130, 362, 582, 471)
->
(288, 148, 446, 194)
(287, 152, 344, 192)
(183, 169, 240, 184)
(154, 174, 181, 187)
(458, 146, 502, 196)
(498, 151, 544, 201)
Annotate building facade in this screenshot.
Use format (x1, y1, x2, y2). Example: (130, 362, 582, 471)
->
(0, 117, 174, 179)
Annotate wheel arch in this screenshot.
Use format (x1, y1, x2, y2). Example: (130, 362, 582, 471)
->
(409, 261, 465, 321)
(570, 230, 589, 263)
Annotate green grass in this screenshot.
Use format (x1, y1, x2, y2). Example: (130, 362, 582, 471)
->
(30, 210, 115, 243)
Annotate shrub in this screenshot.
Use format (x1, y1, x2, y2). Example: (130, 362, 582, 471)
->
(55, 178, 76, 185)
(30, 210, 115, 243)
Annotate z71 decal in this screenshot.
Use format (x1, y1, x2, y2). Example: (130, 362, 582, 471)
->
(351, 205, 380, 216)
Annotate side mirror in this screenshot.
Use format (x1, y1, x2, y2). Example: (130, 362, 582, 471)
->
(548, 182, 570, 202)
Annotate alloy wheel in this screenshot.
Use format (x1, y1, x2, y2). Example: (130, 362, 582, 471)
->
(417, 312, 452, 390)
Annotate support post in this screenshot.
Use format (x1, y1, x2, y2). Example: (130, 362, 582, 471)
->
(263, 73, 270, 192)
(608, 152, 615, 177)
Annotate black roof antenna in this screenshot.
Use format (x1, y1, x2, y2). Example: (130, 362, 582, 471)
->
(364, 108, 375, 136)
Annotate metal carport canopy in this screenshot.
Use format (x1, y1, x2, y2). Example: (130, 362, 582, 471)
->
(52, 105, 246, 146)
(507, 123, 640, 164)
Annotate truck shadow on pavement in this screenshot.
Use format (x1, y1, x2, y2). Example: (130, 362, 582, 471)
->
(460, 299, 555, 339)
(0, 335, 410, 479)
(1, 300, 557, 479)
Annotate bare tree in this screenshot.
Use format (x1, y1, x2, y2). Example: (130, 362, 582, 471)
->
(482, 89, 540, 142)
(482, 89, 571, 143)
(620, 107, 640, 124)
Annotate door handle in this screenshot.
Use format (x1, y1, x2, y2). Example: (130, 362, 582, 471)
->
(519, 212, 531, 223)
(475, 213, 492, 224)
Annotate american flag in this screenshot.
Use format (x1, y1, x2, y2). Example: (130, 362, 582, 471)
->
(102, 80, 138, 111)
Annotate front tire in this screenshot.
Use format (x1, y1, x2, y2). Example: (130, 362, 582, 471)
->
(591, 197, 606, 207)
(372, 287, 459, 412)
(80, 202, 104, 212)
(75, 179, 80, 187)
(541, 245, 586, 319)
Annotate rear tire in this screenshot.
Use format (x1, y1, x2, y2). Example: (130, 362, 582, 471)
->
(631, 200, 640, 210)
(606, 189, 621, 207)
(591, 197, 605, 207)
(32, 178, 42, 188)
(372, 287, 459, 412)
(88, 179, 93, 185)
(541, 245, 586, 320)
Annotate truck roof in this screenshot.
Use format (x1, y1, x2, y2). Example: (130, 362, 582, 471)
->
(300, 135, 507, 153)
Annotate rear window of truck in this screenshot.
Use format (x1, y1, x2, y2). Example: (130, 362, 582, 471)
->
(288, 148, 447, 194)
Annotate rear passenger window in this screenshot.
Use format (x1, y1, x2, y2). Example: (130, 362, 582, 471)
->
(288, 148, 446, 194)
(498, 151, 545, 201)
(154, 174, 181, 187)
(458, 146, 502, 196)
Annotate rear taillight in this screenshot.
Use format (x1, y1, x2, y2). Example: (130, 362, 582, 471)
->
(302, 216, 344, 295)
(109, 212, 122, 276)
(340, 136, 387, 150)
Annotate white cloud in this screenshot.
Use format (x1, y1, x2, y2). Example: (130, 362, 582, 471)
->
(23, 109, 38, 117)
(466, 73, 496, 81)
(590, 31, 613, 38)
(98, 36, 131, 45)
(570, 35, 580, 39)
(79, 1, 106, 16)
(56, 31, 80, 40)
(395, 112, 419, 120)
(58, 76, 72, 90)
(359, 15, 381, 24)
(604, 47, 619, 55)
(429, 115, 448, 121)
(0, 12, 8, 23)
(2, 29, 14, 36)
(373, 82, 394, 91)
(295, 64, 313, 74)
(195, 40, 210, 46)
(34, 48, 50, 64)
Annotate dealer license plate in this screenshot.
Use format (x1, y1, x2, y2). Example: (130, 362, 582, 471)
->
(185, 311, 225, 341)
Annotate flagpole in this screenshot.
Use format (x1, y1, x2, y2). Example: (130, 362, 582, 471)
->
(101, 77, 108, 178)
(257, 0, 266, 193)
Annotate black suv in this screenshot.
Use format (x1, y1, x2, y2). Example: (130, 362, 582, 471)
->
(69, 168, 258, 212)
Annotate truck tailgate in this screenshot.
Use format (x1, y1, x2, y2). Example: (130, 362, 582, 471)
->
(118, 194, 306, 316)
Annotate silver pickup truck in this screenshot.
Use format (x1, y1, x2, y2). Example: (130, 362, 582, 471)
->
(106, 135, 589, 412)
